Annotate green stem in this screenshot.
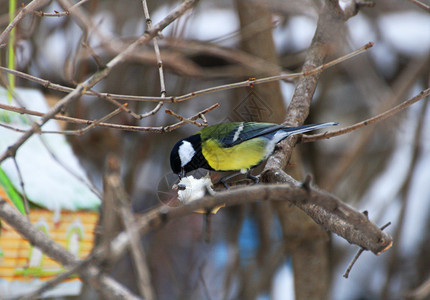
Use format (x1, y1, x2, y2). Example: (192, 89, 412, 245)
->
(8, 0, 16, 104)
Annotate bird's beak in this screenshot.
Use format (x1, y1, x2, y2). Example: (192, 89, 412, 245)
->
(179, 168, 186, 179)
(172, 183, 186, 191)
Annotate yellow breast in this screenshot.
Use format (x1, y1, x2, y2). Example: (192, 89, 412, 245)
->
(202, 138, 267, 172)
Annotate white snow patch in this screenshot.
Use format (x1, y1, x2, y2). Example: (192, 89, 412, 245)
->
(0, 88, 101, 211)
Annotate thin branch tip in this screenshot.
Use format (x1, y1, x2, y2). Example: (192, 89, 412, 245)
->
(362, 210, 369, 219)
(343, 248, 365, 279)
(365, 41, 374, 49)
(301, 175, 312, 192)
(380, 222, 391, 231)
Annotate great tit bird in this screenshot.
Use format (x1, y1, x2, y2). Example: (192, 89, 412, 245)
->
(170, 121, 337, 179)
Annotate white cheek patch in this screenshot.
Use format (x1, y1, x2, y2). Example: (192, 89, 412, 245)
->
(232, 123, 244, 142)
(178, 141, 196, 167)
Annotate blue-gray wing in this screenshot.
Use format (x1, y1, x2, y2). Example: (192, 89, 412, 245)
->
(219, 122, 284, 147)
(220, 122, 338, 147)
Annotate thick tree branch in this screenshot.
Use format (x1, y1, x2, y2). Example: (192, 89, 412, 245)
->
(2, 174, 391, 297)
(263, 0, 349, 174)
(254, 2, 390, 290)
(103, 174, 392, 263)
(262, 5, 351, 294)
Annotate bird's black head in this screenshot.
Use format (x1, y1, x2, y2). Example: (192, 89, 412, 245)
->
(170, 134, 209, 177)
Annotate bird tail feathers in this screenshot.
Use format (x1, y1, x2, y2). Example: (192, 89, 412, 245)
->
(283, 122, 338, 135)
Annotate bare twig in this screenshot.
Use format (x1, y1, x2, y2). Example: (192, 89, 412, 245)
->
(33, 0, 91, 17)
(104, 155, 155, 300)
(140, 0, 165, 119)
(0, 106, 124, 135)
(138, 101, 163, 119)
(165, 108, 209, 127)
(104, 172, 392, 268)
(11, 157, 30, 215)
(82, 42, 106, 69)
(0, 0, 198, 163)
(302, 87, 430, 142)
(0, 102, 219, 132)
(41, 107, 124, 135)
(381, 98, 428, 299)
(316, 54, 430, 191)
(171, 42, 372, 103)
(90, 91, 143, 120)
(162, 103, 220, 132)
(0, 121, 26, 132)
(343, 248, 365, 279)
(0, 0, 50, 45)
(55, 0, 117, 52)
(0, 42, 372, 103)
(343, 222, 392, 278)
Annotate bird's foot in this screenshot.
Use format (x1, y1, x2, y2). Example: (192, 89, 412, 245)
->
(246, 170, 259, 184)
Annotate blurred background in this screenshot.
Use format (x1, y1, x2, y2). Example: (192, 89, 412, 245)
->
(1, 0, 429, 299)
